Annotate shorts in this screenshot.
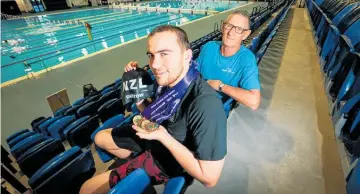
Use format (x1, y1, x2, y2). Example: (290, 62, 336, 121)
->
(109, 125, 169, 188)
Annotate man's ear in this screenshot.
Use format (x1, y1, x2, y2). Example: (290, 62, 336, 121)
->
(185, 49, 193, 61)
(242, 30, 251, 41)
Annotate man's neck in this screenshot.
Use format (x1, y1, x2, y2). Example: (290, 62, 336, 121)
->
(221, 44, 241, 57)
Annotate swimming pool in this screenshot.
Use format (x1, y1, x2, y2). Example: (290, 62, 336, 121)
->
(1, 1, 246, 83)
(139, 0, 244, 11)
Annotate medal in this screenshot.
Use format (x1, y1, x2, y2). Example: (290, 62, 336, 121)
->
(133, 115, 159, 132)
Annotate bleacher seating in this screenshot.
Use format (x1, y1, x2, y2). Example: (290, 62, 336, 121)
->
(304, 0, 360, 193)
(3, 0, 296, 193)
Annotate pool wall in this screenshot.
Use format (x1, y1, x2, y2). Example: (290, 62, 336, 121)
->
(1, 2, 259, 150)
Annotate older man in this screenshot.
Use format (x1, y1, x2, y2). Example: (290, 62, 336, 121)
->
(196, 11, 261, 110)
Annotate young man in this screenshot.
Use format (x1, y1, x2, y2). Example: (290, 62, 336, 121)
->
(80, 25, 227, 194)
(196, 11, 261, 110)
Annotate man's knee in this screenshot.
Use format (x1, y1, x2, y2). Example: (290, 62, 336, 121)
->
(94, 128, 113, 148)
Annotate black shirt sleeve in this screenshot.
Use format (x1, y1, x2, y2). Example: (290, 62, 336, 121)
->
(187, 94, 227, 161)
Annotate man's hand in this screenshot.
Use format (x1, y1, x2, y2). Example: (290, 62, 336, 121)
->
(132, 125, 170, 141)
(124, 61, 138, 72)
(207, 80, 222, 91)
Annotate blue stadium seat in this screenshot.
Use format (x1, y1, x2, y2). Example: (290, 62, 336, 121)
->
(319, 25, 340, 68)
(250, 36, 260, 53)
(332, 93, 360, 137)
(163, 176, 186, 194)
(323, 35, 354, 74)
(66, 115, 99, 148)
(336, 7, 360, 34)
(109, 168, 189, 194)
(93, 113, 138, 163)
(10, 134, 47, 159)
(72, 97, 87, 106)
(63, 116, 90, 139)
(31, 117, 46, 131)
(326, 50, 358, 102)
(332, 3, 359, 26)
(17, 138, 65, 177)
(38, 116, 63, 135)
(53, 106, 72, 117)
(98, 98, 125, 123)
(47, 115, 77, 139)
(256, 45, 267, 63)
(91, 114, 126, 163)
(8, 131, 36, 148)
(346, 159, 360, 194)
(344, 20, 360, 47)
(97, 89, 121, 107)
(32, 117, 51, 133)
(108, 169, 150, 194)
(6, 129, 29, 143)
(28, 146, 95, 194)
(84, 94, 101, 104)
(64, 104, 83, 116)
(77, 101, 99, 117)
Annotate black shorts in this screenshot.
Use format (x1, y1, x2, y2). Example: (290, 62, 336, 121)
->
(111, 124, 148, 154)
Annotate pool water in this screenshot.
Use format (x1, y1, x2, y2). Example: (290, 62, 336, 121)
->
(1, 1, 246, 83)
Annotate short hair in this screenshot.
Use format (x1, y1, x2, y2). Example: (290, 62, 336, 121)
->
(148, 25, 190, 50)
(226, 10, 250, 29)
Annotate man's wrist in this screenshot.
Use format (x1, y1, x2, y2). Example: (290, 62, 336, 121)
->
(219, 82, 225, 91)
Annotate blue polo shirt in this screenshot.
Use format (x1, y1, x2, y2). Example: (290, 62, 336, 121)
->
(196, 41, 260, 91)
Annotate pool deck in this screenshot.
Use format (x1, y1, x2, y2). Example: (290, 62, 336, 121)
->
(1, 1, 256, 88)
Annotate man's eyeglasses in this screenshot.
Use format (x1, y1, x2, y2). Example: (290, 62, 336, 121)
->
(223, 22, 249, 34)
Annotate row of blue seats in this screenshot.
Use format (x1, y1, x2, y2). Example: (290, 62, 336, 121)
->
(305, 1, 360, 193)
(3, 2, 294, 193)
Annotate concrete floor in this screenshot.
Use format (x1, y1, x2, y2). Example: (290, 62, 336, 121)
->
(2, 5, 347, 194)
(184, 7, 346, 194)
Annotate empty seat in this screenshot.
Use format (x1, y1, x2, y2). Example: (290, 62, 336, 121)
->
(326, 50, 357, 101)
(337, 7, 360, 34)
(30, 117, 46, 130)
(319, 25, 340, 68)
(64, 104, 82, 116)
(192, 49, 200, 60)
(53, 106, 72, 117)
(344, 20, 360, 47)
(323, 35, 353, 74)
(98, 98, 124, 123)
(97, 89, 121, 107)
(32, 117, 51, 133)
(332, 3, 359, 26)
(84, 94, 101, 104)
(63, 116, 90, 140)
(346, 159, 360, 194)
(77, 101, 99, 117)
(72, 97, 87, 106)
(17, 139, 65, 177)
(66, 115, 99, 148)
(47, 115, 77, 139)
(8, 131, 36, 148)
(38, 116, 63, 135)
(91, 114, 126, 163)
(28, 146, 96, 194)
(6, 129, 29, 143)
(10, 134, 47, 159)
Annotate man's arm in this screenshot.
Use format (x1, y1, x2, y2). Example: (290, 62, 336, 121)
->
(159, 133, 225, 188)
(222, 85, 260, 110)
(133, 94, 227, 188)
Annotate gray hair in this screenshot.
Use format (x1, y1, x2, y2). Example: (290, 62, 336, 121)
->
(226, 10, 250, 29)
